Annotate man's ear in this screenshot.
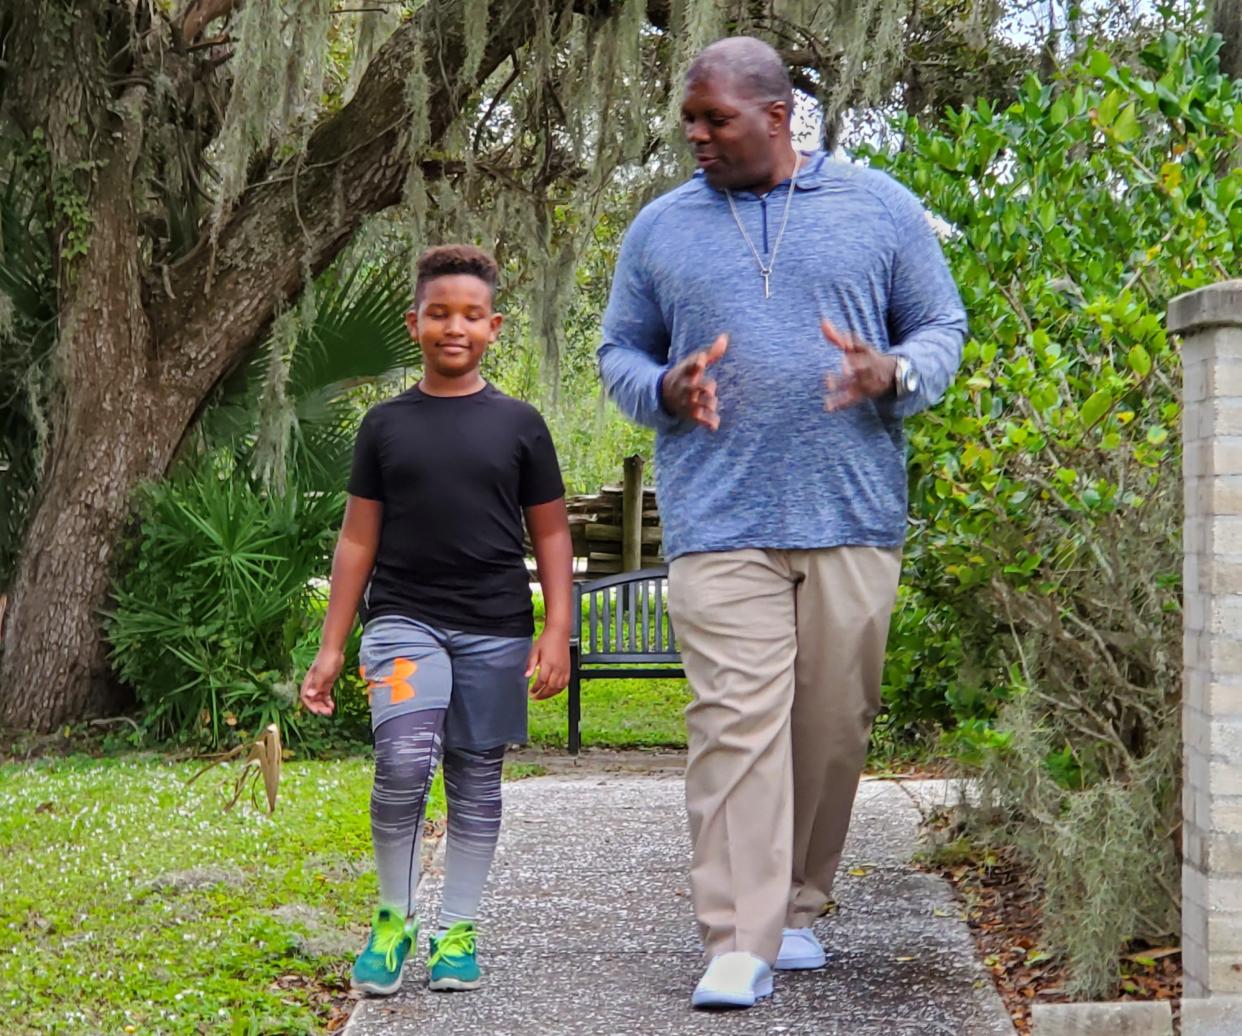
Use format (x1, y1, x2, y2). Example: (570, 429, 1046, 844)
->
(767, 99, 789, 135)
(404, 309, 418, 339)
(489, 312, 504, 341)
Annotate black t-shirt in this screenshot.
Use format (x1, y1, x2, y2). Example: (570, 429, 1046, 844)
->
(347, 383, 565, 636)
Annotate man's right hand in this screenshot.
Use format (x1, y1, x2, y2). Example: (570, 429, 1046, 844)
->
(660, 333, 728, 431)
(300, 648, 344, 717)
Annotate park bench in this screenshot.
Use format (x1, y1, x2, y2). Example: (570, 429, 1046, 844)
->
(567, 566, 684, 754)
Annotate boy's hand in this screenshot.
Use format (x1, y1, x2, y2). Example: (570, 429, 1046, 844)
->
(300, 648, 343, 716)
(661, 333, 728, 430)
(526, 629, 569, 700)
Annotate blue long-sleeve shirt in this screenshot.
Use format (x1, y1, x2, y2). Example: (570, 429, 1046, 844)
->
(598, 150, 967, 560)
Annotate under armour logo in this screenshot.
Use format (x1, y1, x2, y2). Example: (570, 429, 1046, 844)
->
(360, 657, 418, 704)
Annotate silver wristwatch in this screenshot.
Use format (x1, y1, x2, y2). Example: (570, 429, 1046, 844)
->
(894, 356, 919, 399)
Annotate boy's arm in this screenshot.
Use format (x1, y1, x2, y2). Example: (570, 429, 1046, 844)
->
(300, 495, 382, 716)
(524, 496, 573, 701)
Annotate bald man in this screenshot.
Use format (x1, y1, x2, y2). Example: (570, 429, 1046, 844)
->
(598, 37, 967, 1008)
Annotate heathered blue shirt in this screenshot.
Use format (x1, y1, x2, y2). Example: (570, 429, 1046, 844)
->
(598, 150, 967, 560)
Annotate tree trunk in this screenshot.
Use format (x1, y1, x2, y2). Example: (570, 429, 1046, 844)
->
(0, 66, 187, 726)
(0, 0, 547, 730)
(1, 386, 191, 727)
(1216, 0, 1242, 81)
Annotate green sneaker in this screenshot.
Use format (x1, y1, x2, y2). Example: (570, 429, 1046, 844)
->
(427, 921, 481, 991)
(351, 907, 417, 995)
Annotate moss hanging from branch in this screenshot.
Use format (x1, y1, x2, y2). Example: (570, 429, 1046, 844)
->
(347, 5, 404, 101)
(196, 0, 914, 379)
(461, 0, 490, 85)
(211, 0, 336, 228)
(251, 304, 299, 494)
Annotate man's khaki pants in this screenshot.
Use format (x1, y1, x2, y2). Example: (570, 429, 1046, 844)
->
(667, 547, 902, 965)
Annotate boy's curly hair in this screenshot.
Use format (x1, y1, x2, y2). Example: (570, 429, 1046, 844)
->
(413, 244, 499, 305)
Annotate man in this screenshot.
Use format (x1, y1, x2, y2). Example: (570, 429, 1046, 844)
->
(597, 37, 966, 1009)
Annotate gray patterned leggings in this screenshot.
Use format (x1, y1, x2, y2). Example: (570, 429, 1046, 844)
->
(371, 709, 504, 929)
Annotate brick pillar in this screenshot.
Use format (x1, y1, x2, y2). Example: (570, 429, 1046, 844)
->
(1173, 280, 1242, 1001)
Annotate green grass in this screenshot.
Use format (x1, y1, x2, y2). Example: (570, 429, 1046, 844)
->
(528, 599, 690, 750)
(0, 754, 444, 1035)
(527, 677, 690, 749)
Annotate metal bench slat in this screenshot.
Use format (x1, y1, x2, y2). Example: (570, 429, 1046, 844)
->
(567, 565, 685, 755)
(578, 665, 685, 679)
(641, 582, 650, 653)
(589, 592, 598, 655)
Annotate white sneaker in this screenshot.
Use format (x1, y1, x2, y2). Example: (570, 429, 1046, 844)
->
(775, 927, 827, 970)
(691, 951, 774, 1009)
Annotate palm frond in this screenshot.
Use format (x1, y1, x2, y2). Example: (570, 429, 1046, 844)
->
(0, 163, 57, 587)
(0, 166, 55, 326)
(195, 254, 415, 493)
(288, 258, 418, 395)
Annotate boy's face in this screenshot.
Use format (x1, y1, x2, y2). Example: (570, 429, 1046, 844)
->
(406, 274, 503, 379)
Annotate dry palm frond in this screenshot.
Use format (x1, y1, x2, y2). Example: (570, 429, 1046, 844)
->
(186, 723, 283, 813)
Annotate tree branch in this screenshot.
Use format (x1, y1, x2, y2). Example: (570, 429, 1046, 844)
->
(151, 0, 836, 401)
(152, 0, 549, 396)
(180, 0, 242, 46)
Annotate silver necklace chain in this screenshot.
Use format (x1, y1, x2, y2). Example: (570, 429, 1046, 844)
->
(725, 152, 801, 300)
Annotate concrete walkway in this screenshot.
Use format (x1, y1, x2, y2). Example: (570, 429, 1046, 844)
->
(345, 774, 1016, 1036)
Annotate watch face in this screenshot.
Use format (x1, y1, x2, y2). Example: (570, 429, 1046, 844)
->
(897, 359, 918, 396)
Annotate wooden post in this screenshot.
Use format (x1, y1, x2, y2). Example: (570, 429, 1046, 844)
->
(622, 454, 644, 572)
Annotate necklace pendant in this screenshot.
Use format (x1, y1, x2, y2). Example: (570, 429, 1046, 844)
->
(763, 272, 771, 299)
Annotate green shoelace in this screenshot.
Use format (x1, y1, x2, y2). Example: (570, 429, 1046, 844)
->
(429, 922, 476, 966)
(372, 921, 408, 972)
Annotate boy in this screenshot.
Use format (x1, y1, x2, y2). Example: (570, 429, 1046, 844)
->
(300, 244, 573, 996)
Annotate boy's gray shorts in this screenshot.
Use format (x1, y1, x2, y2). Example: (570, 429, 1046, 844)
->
(359, 615, 531, 751)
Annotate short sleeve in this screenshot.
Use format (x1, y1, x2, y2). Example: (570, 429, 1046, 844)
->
(346, 409, 384, 500)
(519, 411, 565, 507)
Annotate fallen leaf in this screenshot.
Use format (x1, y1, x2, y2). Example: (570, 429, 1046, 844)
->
(1124, 946, 1179, 962)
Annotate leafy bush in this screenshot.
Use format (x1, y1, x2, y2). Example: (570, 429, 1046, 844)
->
(107, 455, 354, 748)
(868, 30, 1240, 995)
(874, 585, 992, 753)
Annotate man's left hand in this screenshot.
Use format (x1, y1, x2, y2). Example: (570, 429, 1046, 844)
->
(821, 319, 897, 411)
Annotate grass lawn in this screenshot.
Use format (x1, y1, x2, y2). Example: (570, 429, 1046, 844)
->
(526, 603, 691, 750)
(0, 666, 689, 1036)
(527, 676, 690, 750)
(0, 754, 450, 1035)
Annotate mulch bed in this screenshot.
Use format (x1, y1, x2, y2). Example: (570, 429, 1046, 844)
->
(923, 842, 1181, 1034)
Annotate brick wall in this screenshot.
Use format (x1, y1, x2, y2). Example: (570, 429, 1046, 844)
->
(1172, 280, 1242, 999)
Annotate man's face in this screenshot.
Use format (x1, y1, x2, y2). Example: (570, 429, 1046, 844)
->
(681, 71, 785, 191)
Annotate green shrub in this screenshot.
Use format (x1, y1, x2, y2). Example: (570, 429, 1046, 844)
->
(867, 29, 1240, 996)
(875, 584, 996, 750)
(107, 454, 352, 748)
